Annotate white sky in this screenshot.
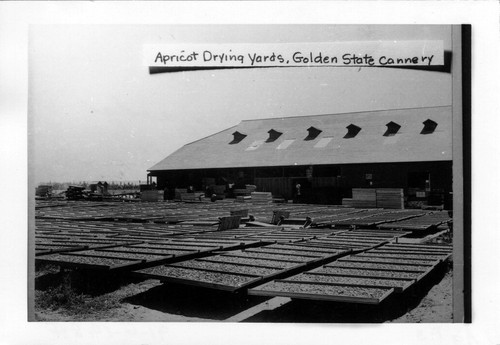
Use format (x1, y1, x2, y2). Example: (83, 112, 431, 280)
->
(30, 25, 452, 184)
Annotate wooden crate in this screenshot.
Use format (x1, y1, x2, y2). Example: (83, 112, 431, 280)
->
(342, 198, 376, 208)
(349, 189, 377, 208)
(352, 188, 376, 201)
(251, 192, 273, 204)
(376, 188, 404, 209)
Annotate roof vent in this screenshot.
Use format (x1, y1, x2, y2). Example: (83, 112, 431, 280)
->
(230, 131, 247, 144)
(305, 126, 322, 141)
(383, 121, 401, 136)
(344, 124, 361, 138)
(421, 119, 438, 134)
(266, 129, 283, 143)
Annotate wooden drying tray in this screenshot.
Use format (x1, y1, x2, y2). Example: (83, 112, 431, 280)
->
(36, 252, 144, 270)
(134, 264, 266, 292)
(302, 271, 415, 293)
(248, 280, 395, 305)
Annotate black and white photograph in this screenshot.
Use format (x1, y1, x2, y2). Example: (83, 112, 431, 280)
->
(0, 2, 498, 345)
(28, 23, 464, 323)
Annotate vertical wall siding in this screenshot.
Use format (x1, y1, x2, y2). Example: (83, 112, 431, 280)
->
(254, 177, 291, 199)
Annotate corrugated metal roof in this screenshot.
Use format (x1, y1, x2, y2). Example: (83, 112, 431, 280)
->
(149, 106, 452, 171)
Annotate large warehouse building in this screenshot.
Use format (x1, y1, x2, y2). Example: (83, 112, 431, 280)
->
(148, 106, 452, 207)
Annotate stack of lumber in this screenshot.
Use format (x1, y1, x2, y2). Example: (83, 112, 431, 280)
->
(246, 185, 257, 193)
(234, 185, 257, 196)
(36, 185, 52, 197)
(376, 188, 404, 209)
(251, 192, 273, 204)
(235, 195, 252, 202)
(65, 186, 85, 200)
(233, 188, 251, 196)
(341, 198, 354, 207)
(342, 189, 376, 208)
(342, 188, 405, 209)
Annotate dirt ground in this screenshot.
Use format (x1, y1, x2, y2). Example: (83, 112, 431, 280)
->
(34, 263, 453, 323)
(389, 268, 453, 323)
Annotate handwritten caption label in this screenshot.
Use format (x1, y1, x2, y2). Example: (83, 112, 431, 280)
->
(144, 41, 443, 68)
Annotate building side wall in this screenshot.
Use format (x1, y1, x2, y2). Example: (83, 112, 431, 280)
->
(152, 160, 452, 207)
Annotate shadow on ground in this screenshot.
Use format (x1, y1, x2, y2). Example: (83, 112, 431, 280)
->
(35, 264, 147, 297)
(124, 283, 270, 320)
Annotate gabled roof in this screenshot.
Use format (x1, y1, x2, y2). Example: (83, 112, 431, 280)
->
(149, 106, 452, 172)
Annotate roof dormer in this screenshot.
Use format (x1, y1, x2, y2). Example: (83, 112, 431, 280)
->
(266, 129, 283, 143)
(305, 126, 322, 141)
(229, 131, 247, 144)
(421, 119, 438, 134)
(383, 121, 401, 136)
(344, 124, 361, 138)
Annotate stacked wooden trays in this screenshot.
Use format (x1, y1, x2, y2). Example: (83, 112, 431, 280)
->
(375, 188, 404, 209)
